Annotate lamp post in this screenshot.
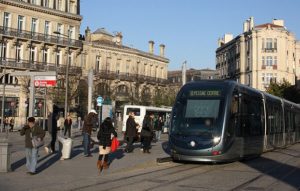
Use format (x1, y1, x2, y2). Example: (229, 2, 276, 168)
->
(53, 31, 70, 119)
(0, 37, 7, 135)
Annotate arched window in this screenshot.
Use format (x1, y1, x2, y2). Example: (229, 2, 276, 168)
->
(0, 74, 18, 85)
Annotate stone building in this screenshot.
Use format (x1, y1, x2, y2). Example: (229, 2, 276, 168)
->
(167, 68, 219, 95)
(0, 0, 82, 128)
(216, 17, 300, 91)
(80, 27, 169, 114)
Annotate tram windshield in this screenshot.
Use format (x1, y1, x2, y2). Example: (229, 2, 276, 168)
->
(171, 88, 225, 137)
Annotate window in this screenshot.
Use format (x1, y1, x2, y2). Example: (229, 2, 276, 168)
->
(56, 50, 61, 66)
(116, 63, 120, 74)
(274, 38, 277, 50)
(30, 46, 36, 63)
(43, 0, 49, 7)
(262, 56, 265, 65)
(266, 56, 273, 66)
(274, 56, 277, 65)
(262, 38, 265, 49)
(106, 58, 111, 72)
(57, 23, 63, 40)
(95, 56, 100, 72)
(43, 48, 48, 63)
(266, 73, 273, 84)
(0, 42, 7, 60)
(68, 52, 72, 66)
(45, 21, 50, 37)
(57, 0, 62, 11)
(266, 38, 272, 49)
(31, 18, 38, 34)
(31, 0, 36, 4)
(68, 26, 75, 39)
(3, 12, 10, 30)
(69, 1, 75, 13)
(16, 44, 22, 62)
(18, 15, 24, 32)
(126, 62, 129, 76)
(262, 73, 265, 83)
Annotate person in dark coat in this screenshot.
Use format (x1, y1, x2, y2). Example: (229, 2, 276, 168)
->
(141, 113, 155, 153)
(124, 112, 139, 153)
(97, 117, 117, 171)
(154, 116, 164, 142)
(64, 115, 72, 138)
(82, 109, 98, 157)
(45, 105, 59, 154)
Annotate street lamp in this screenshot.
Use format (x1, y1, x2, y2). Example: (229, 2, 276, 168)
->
(0, 37, 7, 134)
(53, 31, 70, 119)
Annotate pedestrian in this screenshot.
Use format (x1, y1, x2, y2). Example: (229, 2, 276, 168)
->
(45, 106, 59, 154)
(97, 117, 117, 171)
(4, 116, 9, 131)
(154, 116, 164, 142)
(141, 113, 154, 153)
(58, 114, 65, 133)
(9, 118, 14, 132)
(124, 112, 139, 153)
(77, 116, 83, 130)
(20, 117, 45, 175)
(82, 109, 98, 157)
(64, 115, 72, 138)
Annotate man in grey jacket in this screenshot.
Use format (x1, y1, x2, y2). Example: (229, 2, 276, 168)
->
(20, 117, 45, 175)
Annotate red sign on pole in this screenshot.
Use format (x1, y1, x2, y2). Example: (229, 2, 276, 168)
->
(34, 76, 56, 87)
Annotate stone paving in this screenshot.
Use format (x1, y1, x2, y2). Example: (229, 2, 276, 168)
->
(0, 129, 170, 191)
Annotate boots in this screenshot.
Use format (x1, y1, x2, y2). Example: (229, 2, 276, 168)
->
(97, 160, 102, 170)
(102, 161, 109, 169)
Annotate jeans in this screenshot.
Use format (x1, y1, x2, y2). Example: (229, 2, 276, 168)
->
(83, 132, 91, 156)
(155, 130, 162, 141)
(64, 126, 71, 138)
(25, 147, 38, 173)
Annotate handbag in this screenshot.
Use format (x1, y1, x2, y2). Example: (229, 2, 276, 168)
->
(111, 137, 119, 152)
(32, 136, 44, 148)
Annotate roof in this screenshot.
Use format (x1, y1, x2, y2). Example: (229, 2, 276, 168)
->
(255, 23, 284, 29)
(93, 28, 113, 36)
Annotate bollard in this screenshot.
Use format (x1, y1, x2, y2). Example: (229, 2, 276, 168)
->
(0, 139, 11, 172)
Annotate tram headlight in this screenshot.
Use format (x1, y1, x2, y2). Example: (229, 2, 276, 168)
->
(213, 136, 221, 144)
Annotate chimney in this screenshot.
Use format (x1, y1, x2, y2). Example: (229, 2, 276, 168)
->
(149, 40, 154, 54)
(159, 44, 165, 57)
(272, 19, 284, 27)
(249, 16, 254, 30)
(243, 21, 249, 32)
(224, 34, 233, 44)
(85, 26, 91, 42)
(115, 32, 123, 45)
(218, 38, 224, 47)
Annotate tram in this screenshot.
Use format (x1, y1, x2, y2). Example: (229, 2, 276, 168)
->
(169, 80, 300, 162)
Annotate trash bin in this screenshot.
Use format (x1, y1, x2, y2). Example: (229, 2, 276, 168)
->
(0, 139, 11, 172)
(57, 136, 72, 160)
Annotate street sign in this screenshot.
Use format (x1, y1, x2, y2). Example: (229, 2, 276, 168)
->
(34, 76, 57, 87)
(96, 96, 104, 106)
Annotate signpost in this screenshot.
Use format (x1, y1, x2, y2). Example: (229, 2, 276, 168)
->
(10, 71, 56, 117)
(96, 96, 104, 124)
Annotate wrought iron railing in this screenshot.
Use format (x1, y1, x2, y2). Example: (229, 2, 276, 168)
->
(94, 70, 168, 84)
(0, 26, 82, 48)
(0, 58, 82, 75)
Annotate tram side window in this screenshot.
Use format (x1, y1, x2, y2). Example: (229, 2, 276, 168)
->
(284, 108, 295, 133)
(267, 103, 283, 134)
(240, 94, 263, 137)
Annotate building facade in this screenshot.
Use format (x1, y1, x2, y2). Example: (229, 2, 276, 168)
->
(0, 0, 82, 128)
(167, 68, 219, 95)
(216, 17, 300, 91)
(80, 27, 169, 115)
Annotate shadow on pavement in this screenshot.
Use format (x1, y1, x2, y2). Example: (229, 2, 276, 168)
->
(11, 157, 26, 171)
(36, 153, 61, 173)
(243, 155, 300, 190)
(109, 149, 125, 165)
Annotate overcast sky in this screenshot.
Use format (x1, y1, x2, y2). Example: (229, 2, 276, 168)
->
(80, 0, 300, 70)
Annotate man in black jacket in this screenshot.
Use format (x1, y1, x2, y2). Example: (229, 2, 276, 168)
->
(124, 112, 139, 153)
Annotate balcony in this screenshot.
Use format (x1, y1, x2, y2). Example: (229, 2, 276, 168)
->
(0, 58, 82, 75)
(262, 48, 277, 53)
(0, 26, 82, 48)
(94, 70, 168, 85)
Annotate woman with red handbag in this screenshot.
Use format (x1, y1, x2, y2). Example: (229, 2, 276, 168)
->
(97, 117, 117, 172)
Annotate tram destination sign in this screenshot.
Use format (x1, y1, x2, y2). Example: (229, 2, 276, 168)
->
(34, 76, 57, 87)
(189, 90, 221, 97)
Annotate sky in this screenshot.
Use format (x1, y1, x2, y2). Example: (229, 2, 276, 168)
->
(80, 0, 300, 71)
